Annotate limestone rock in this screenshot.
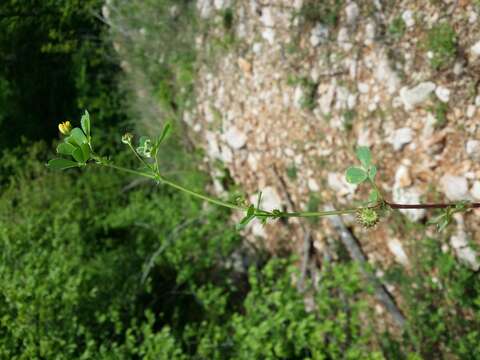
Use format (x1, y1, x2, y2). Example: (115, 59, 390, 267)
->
(387, 239, 409, 265)
(392, 187, 426, 222)
(224, 127, 247, 149)
(400, 82, 436, 110)
(435, 86, 450, 103)
(440, 174, 470, 201)
(465, 140, 480, 161)
(309, 23, 329, 47)
(388, 127, 413, 151)
(471, 40, 480, 57)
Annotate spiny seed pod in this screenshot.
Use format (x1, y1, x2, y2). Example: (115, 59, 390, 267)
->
(355, 208, 380, 229)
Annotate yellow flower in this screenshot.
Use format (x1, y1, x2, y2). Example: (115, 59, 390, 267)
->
(58, 121, 72, 136)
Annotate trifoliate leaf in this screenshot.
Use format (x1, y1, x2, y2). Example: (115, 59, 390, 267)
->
(346, 167, 367, 184)
(368, 165, 377, 181)
(81, 110, 90, 138)
(356, 146, 372, 168)
(80, 143, 91, 162)
(158, 122, 172, 144)
(56, 142, 76, 155)
(70, 128, 88, 146)
(47, 158, 79, 170)
(72, 147, 86, 163)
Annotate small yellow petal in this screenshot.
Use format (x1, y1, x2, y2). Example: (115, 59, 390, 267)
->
(58, 121, 72, 135)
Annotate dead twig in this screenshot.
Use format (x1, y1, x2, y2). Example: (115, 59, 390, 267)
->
(326, 205, 406, 328)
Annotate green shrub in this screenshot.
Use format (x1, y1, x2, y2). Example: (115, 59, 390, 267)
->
(0, 141, 240, 358)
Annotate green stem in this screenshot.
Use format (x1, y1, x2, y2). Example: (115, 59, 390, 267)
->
(96, 161, 359, 218)
(127, 142, 154, 171)
(98, 161, 243, 211)
(100, 162, 156, 179)
(159, 177, 244, 211)
(277, 209, 358, 217)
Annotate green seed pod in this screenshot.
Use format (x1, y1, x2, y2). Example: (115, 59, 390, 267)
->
(356, 208, 380, 229)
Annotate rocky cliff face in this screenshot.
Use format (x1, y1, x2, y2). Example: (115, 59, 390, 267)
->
(189, 0, 480, 270)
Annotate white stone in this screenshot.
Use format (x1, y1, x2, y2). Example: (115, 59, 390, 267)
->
(337, 27, 352, 50)
(421, 113, 436, 139)
(358, 82, 369, 94)
(308, 178, 320, 192)
(402, 10, 415, 28)
(294, 86, 304, 108)
(318, 84, 335, 114)
(392, 187, 426, 222)
(453, 61, 464, 75)
(345, 2, 359, 25)
(293, 0, 303, 10)
(247, 153, 258, 171)
(456, 247, 480, 271)
(260, 7, 274, 27)
(435, 86, 450, 103)
(374, 52, 400, 94)
(365, 22, 375, 45)
(470, 181, 480, 200)
(394, 165, 412, 188)
(450, 217, 480, 271)
(223, 127, 247, 149)
(284, 148, 295, 157)
(357, 127, 372, 147)
(467, 105, 476, 118)
(470, 40, 480, 57)
(253, 187, 282, 211)
(250, 221, 267, 238)
(327, 172, 356, 197)
(387, 239, 409, 265)
(309, 23, 329, 47)
(466, 140, 480, 161)
(388, 127, 413, 151)
(335, 86, 350, 110)
(214, 0, 232, 9)
(206, 131, 221, 159)
(440, 174, 471, 201)
(197, 0, 213, 18)
(262, 28, 275, 44)
(252, 42, 262, 54)
(475, 95, 480, 107)
(219, 145, 233, 163)
(469, 11, 478, 24)
(400, 82, 436, 110)
(347, 94, 357, 109)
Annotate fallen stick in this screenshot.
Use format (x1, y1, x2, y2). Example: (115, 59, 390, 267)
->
(326, 206, 406, 328)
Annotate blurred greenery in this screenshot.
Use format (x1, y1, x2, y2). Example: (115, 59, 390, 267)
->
(0, 0, 124, 149)
(1, 0, 480, 358)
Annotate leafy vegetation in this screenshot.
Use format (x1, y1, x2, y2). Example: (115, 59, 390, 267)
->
(297, 0, 345, 28)
(425, 23, 457, 70)
(0, 0, 124, 148)
(388, 17, 406, 39)
(2, 1, 480, 358)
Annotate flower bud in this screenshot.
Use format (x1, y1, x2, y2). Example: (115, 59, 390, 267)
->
(58, 121, 72, 136)
(121, 132, 134, 145)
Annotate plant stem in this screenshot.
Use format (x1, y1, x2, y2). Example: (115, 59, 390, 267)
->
(98, 161, 243, 211)
(98, 161, 480, 221)
(276, 209, 358, 217)
(159, 177, 244, 211)
(385, 201, 480, 209)
(101, 162, 156, 179)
